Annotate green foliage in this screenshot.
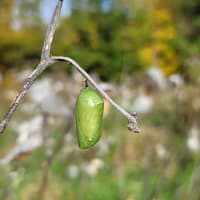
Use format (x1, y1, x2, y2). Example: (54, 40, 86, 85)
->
(0, 0, 199, 80)
(81, 176, 119, 200)
(0, 0, 14, 28)
(0, 0, 153, 80)
(171, 0, 200, 79)
(0, 0, 43, 72)
(0, 100, 199, 200)
(54, 10, 138, 81)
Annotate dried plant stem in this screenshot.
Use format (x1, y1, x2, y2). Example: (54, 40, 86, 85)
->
(0, 0, 139, 134)
(51, 56, 140, 132)
(41, 0, 63, 60)
(0, 0, 63, 134)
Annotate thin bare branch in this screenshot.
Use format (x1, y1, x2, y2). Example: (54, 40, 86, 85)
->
(41, 0, 63, 60)
(51, 56, 140, 133)
(0, 0, 63, 134)
(0, 0, 140, 134)
(0, 59, 54, 134)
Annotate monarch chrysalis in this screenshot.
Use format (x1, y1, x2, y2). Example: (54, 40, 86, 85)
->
(75, 86, 104, 149)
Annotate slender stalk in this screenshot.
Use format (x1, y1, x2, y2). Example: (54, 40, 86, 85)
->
(0, 0, 139, 134)
(51, 56, 140, 133)
(41, 0, 63, 60)
(0, 0, 63, 133)
(0, 60, 54, 133)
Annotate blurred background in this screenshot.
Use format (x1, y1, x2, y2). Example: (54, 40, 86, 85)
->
(0, 0, 200, 199)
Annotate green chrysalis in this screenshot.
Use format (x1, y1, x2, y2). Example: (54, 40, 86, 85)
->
(75, 86, 104, 149)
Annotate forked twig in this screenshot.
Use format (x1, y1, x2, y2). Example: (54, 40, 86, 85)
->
(0, 0, 63, 133)
(0, 0, 139, 134)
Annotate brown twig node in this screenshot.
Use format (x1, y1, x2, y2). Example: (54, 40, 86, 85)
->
(0, 0, 139, 134)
